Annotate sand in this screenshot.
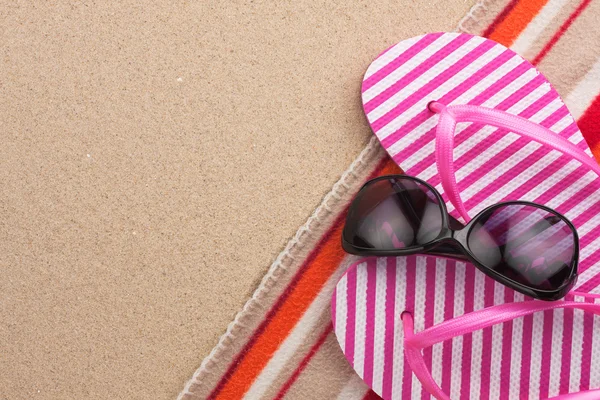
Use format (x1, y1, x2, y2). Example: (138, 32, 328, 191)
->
(0, 1, 477, 398)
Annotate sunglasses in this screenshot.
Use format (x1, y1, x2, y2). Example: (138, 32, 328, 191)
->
(342, 175, 579, 300)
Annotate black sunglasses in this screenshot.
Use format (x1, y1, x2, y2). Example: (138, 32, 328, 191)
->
(342, 175, 579, 300)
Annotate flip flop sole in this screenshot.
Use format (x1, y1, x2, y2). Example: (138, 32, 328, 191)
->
(332, 255, 600, 399)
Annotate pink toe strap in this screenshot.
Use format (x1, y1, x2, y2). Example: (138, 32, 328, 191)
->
(550, 390, 600, 400)
(402, 300, 600, 400)
(429, 101, 600, 222)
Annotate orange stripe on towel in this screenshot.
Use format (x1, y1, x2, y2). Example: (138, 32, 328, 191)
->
(214, 222, 348, 399)
(487, 0, 550, 47)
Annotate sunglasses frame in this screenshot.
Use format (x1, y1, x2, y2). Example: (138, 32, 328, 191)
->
(342, 174, 579, 301)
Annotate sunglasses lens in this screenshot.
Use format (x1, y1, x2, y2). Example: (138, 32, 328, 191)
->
(344, 177, 444, 251)
(468, 204, 576, 292)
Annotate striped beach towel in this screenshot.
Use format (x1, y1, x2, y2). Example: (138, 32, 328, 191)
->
(180, 0, 600, 398)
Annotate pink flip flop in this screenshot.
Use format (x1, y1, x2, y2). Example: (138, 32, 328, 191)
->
(331, 32, 600, 399)
(332, 256, 600, 399)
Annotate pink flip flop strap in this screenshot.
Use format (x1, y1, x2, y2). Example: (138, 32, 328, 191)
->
(429, 101, 600, 222)
(402, 300, 600, 400)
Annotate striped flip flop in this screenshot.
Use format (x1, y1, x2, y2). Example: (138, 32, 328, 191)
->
(361, 32, 600, 291)
(331, 256, 600, 399)
(330, 32, 600, 399)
